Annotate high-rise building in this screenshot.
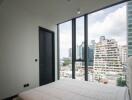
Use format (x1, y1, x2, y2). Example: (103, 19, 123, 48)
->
(78, 41, 95, 66)
(127, 1, 132, 88)
(127, 0, 132, 57)
(76, 42, 84, 60)
(88, 40, 95, 66)
(94, 36, 122, 80)
(119, 45, 127, 65)
(79, 42, 84, 59)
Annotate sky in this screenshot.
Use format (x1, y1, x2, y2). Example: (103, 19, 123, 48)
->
(60, 3, 127, 58)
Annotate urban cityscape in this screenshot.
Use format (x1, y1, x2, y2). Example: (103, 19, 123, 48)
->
(59, 1, 132, 86)
(60, 36, 127, 85)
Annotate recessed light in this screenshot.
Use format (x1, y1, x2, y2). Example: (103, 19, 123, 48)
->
(77, 8, 81, 14)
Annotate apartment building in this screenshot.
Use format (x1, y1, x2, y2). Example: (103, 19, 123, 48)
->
(94, 36, 123, 80)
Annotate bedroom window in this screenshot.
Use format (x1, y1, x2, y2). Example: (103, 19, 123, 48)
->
(58, 2, 128, 86)
(75, 17, 85, 80)
(59, 21, 72, 79)
(76, 17, 84, 60)
(87, 3, 127, 86)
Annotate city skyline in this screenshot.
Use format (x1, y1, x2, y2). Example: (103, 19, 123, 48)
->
(60, 36, 127, 83)
(69, 36, 127, 61)
(60, 3, 127, 59)
(63, 37, 127, 59)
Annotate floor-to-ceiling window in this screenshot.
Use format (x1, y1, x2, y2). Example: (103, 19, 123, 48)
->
(75, 16, 85, 80)
(59, 21, 72, 79)
(59, 2, 127, 86)
(87, 3, 127, 86)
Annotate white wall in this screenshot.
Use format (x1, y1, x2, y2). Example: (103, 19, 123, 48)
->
(0, 0, 57, 99)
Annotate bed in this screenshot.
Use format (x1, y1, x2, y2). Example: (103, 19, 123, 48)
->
(19, 79, 130, 100)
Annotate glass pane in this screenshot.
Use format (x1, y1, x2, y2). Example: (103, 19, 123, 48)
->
(59, 21, 72, 79)
(128, 0, 132, 57)
(87, 3, 127, 86)
(76, 17, 84, 60)
(75, 62, 85, 81)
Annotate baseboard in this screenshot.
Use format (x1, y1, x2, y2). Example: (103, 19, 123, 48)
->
(2, 95, 18, 100)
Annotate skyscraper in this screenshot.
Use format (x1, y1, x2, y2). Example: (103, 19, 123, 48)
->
(76, 42, 84, 60)
(88, 40, 95, 66)
(127, 1, 132, 57)
(79, 41, 95, 66)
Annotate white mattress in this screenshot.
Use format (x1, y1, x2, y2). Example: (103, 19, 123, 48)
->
(19, 79, 130, 100)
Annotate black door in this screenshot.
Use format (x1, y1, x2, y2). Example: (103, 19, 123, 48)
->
(39, 27, 55, 86)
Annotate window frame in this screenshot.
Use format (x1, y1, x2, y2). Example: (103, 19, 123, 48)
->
(57, 0, 129, 81)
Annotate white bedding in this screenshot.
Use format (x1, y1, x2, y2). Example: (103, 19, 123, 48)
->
(19, 79, 130, 100)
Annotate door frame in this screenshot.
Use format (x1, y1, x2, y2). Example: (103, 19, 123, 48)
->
(39, 26, 55, 85)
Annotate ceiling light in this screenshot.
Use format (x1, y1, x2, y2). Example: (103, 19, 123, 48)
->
(77, 8, 81, 14)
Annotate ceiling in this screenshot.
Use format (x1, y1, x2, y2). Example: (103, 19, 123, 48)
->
(0, 0, 128, 24)
(0, 0, 4, 5)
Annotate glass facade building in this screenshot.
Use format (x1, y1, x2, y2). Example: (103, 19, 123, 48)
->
(128, 1, 132, 56)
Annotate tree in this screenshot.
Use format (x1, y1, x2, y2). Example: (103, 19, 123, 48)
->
(117, 77, 126, 87)
(63, 58, 71, 66)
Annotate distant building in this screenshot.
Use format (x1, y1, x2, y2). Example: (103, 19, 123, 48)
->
(72, 40, 95, 67)
(119, 45, 127, 65)
(100, 36, 105, 42)
(88, 40, 95, 66)
(76, 42, 84, 60)
(127, 1, 132, 57)
(69, 48, 72, 58)
(76, 45, 80, 59)
(79, 42, 84, 59)
(94, 36, 122, 80)
(77, 41, 95, 66)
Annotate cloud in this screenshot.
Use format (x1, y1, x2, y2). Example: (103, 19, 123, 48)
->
(88, 5, 127, 45)
(59, 21, 72, 58)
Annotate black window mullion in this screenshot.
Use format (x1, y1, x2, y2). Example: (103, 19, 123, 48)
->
(57, 24, 60, 80)
(84, 15, 88, 81)
(72, 19, 76, 79)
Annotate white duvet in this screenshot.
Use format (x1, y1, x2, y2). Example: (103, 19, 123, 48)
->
(19, 79, 130, 100)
